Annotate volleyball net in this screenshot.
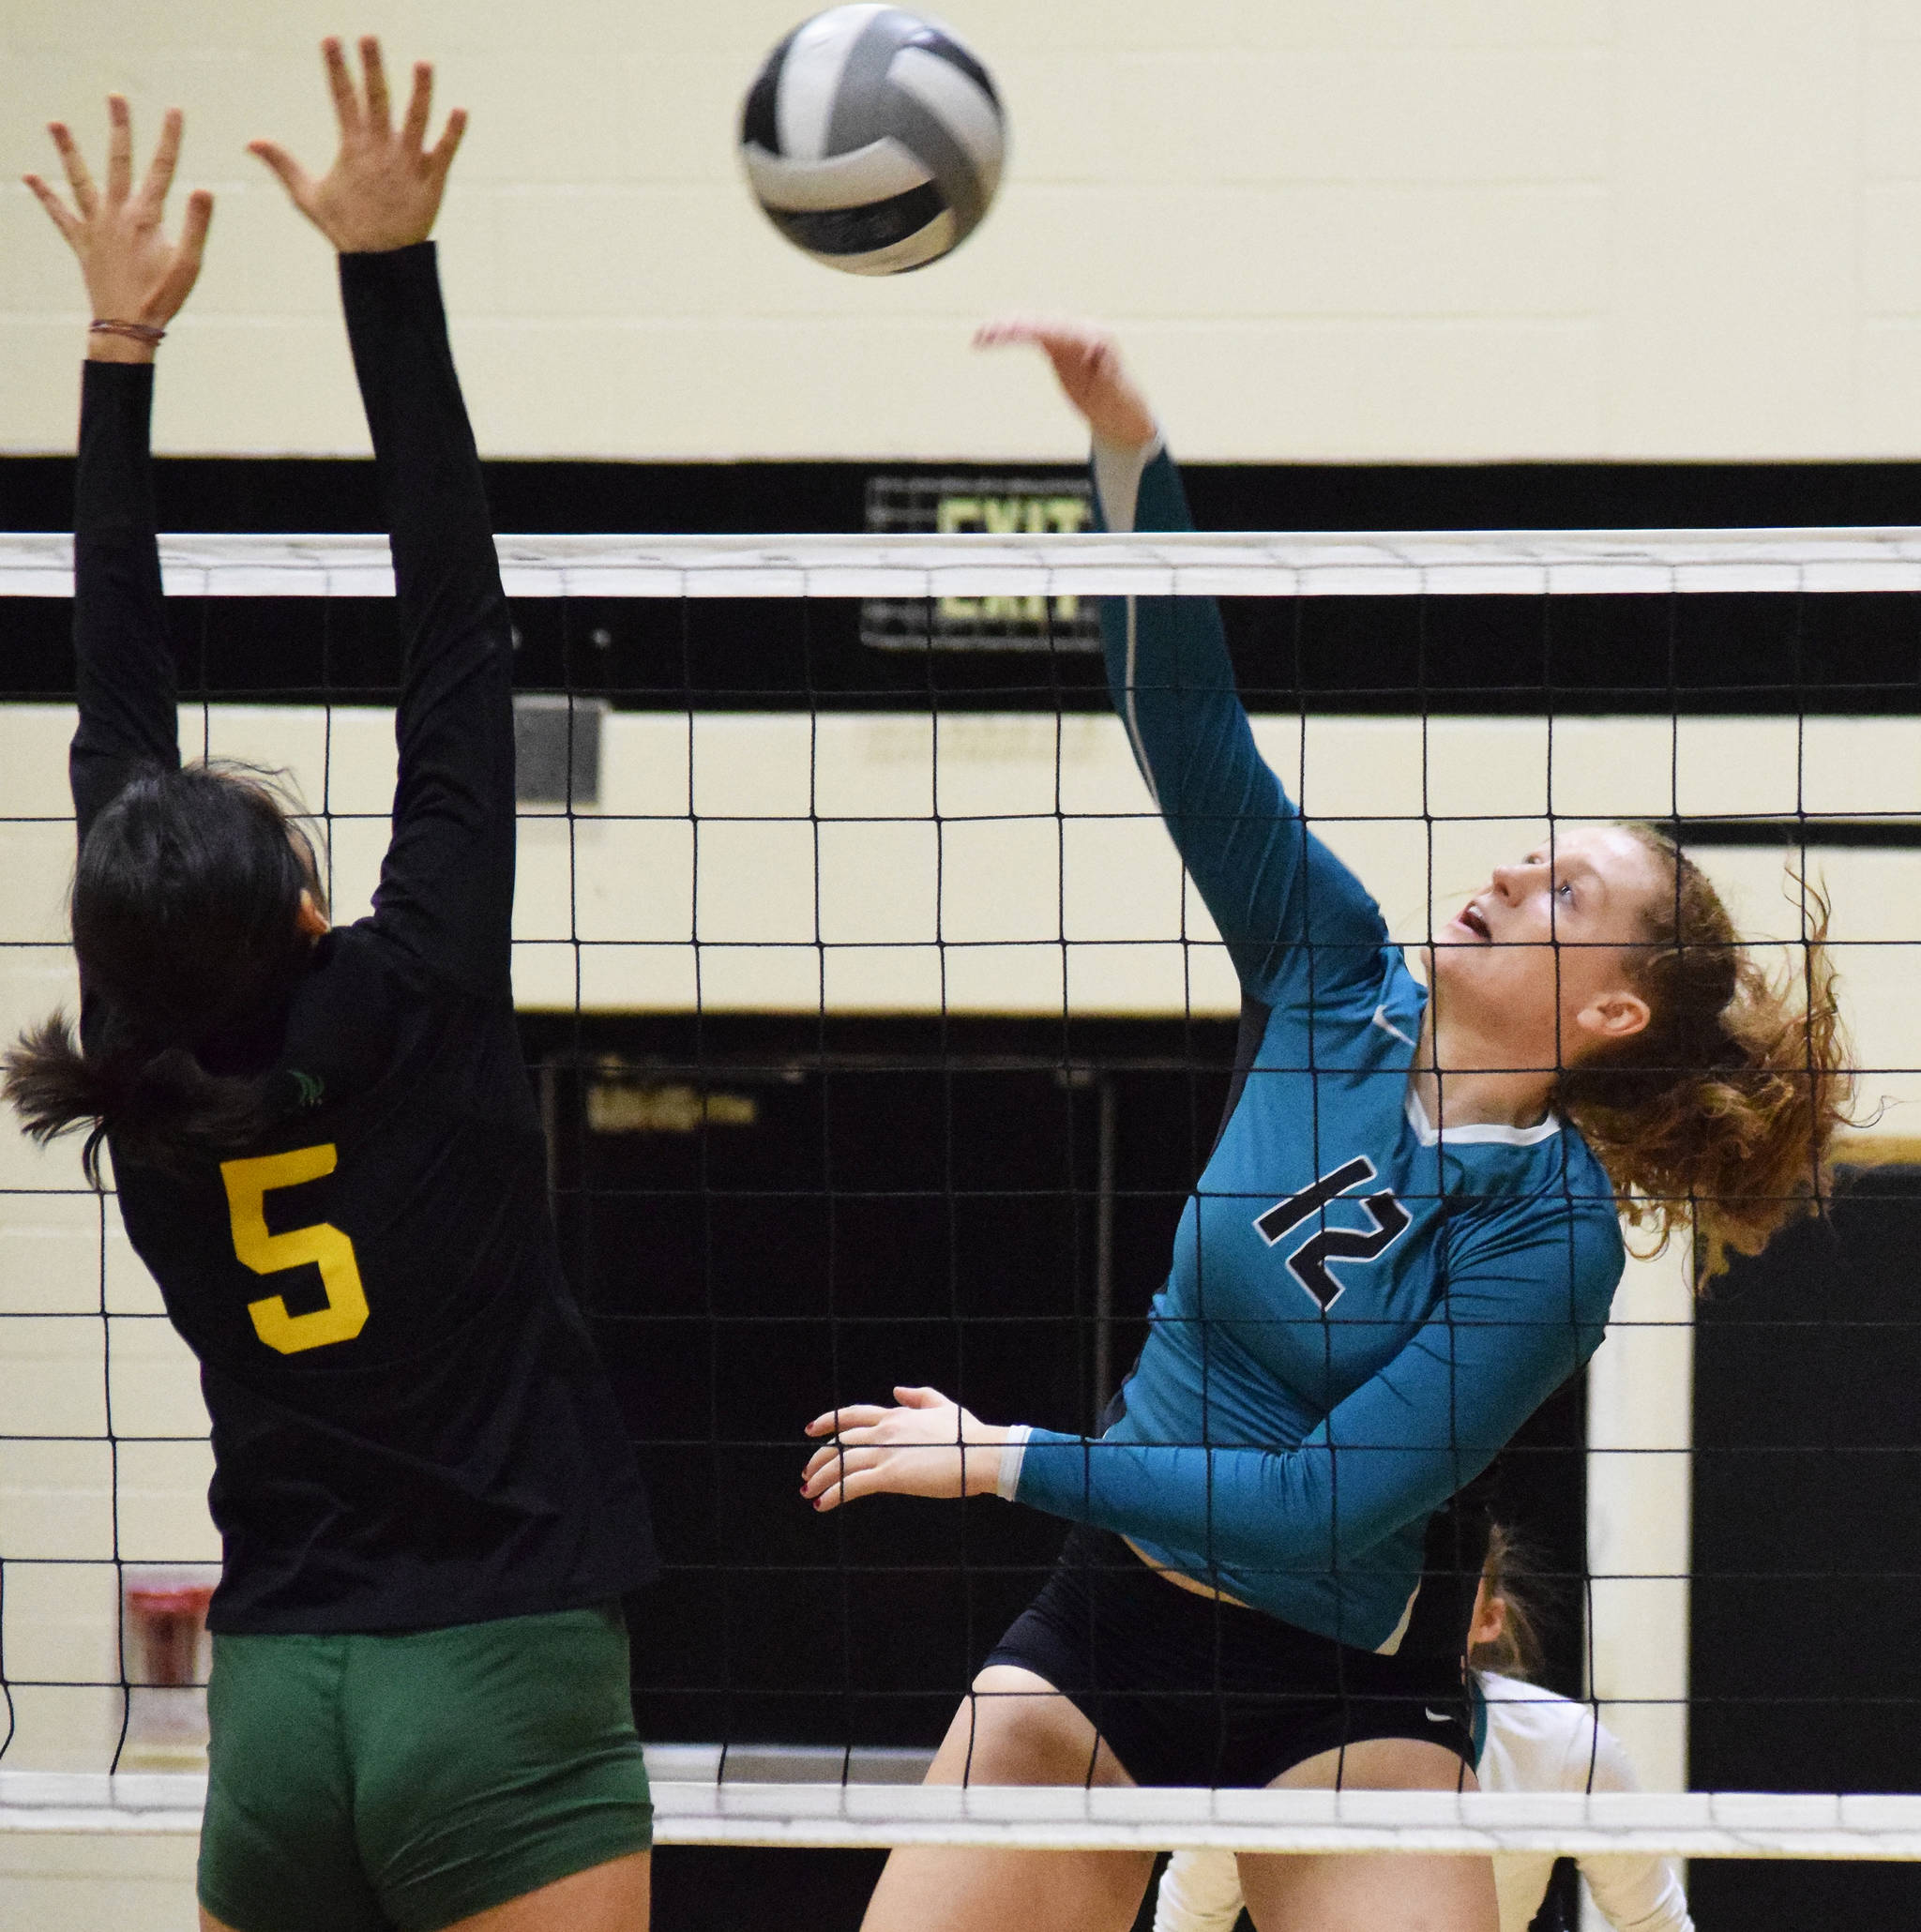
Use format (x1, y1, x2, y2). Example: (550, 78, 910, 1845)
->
(0, 527, 1917, 1867)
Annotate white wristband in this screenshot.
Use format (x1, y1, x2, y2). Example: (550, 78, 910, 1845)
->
(995, 1425, 1032, 1501)
(1090, 430, 1164, 536)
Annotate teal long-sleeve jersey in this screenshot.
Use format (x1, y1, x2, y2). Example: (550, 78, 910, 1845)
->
(1001, 438, 1626, 1651)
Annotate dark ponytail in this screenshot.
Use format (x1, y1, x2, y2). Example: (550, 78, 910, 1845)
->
(2, 762, 324, 1184)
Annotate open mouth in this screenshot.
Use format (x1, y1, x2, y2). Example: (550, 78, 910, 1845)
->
(1456, 902, 1492, 942)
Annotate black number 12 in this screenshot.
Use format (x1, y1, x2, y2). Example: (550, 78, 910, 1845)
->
(1253, 1155, 1411, 1313)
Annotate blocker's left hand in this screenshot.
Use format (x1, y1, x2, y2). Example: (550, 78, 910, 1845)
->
(802, 1386, 1009, 1512)
(24, 98, 213, 357)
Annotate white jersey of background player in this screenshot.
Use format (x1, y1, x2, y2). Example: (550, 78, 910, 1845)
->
(1156, 1542, 1694, 1932)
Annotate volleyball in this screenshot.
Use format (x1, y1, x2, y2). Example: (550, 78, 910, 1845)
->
(739, 5, 1005, 276)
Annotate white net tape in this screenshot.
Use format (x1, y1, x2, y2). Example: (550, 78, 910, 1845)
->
(6, 1771, 1920, 1858)
(8, 525, 1921, 596)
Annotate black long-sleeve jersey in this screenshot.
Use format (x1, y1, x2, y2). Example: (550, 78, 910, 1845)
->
(73, 245, 656, 1635)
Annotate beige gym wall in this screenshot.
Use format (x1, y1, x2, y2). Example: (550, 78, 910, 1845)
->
(4, 0, 1921, 460)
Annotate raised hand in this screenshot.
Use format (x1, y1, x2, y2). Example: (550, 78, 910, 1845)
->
(974, 315, 1157, 449)
(800, 1385, 1009, 1512)
(250, 37, 466, 254)
(23, 98, 213, 361)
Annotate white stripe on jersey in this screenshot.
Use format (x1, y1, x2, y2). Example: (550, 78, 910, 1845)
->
(1091, 434, 1166, 812)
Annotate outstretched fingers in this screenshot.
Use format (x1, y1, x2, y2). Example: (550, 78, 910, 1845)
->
(400, 60, 433, 153)
(265, 37, 466, 250)
(246, 140, 315, 215)
(975, 313, 1154, 445)
(157, 189, 215, 307)
(321, 36, 361, 135)
(23, 173, 79, 242)
(804, 1403, 889, 1439)
(972, 315, 1046, 350)
(809, 1469, 882, 1513)
(802, 1441, 878, 1487)
(104, 93, 132, 204)
(48, 122, 98, 217)
(139, 107, 183, 215)
(358, 36, 392, 134)
(805, 1448, 890, 1511)
(974, 313, 1107, 355)
(973, 315, 1115, 395)
(428, 105, 468, 181)
(29, 97, 212, 329)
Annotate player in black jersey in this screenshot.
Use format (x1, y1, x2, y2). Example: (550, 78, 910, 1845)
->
(9, 42, 655, 1932)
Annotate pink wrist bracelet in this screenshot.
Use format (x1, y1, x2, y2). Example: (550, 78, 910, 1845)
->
(89, 320, 166, 346)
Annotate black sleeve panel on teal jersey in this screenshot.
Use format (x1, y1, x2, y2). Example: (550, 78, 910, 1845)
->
(340, 243, 516, 1002)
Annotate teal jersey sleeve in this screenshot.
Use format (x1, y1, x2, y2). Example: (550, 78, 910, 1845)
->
(1094, 438, 1388, 1006)
(1013, 1197, 1618, 1577)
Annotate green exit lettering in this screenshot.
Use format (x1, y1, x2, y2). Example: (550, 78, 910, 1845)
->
(936, 493, 1090, 623)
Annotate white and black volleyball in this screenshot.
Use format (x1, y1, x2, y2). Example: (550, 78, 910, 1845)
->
(740, 6, 1006, 276)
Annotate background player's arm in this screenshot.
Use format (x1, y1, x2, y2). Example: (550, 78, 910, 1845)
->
(1151, 1849, 1245, 1932)
(253, 41, 511, 998)
(977, 318, 1387, 1005)
(25, 99, 212, 842)
(1568, 1721, 1697, 1932)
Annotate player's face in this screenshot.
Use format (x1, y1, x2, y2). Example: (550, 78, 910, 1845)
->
(1430, 824, 1665, 1065)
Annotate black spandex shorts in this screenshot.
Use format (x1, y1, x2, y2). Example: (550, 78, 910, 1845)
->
(981, 1526, 1475, 1789)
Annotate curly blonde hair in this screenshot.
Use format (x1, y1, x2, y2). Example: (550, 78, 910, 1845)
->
(1556, 828, 1853, 1286)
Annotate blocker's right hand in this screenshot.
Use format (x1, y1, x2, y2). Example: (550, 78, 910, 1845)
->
(974, 315, 1157, 451)
(250, 37, 466, 255)
(23, 98, 212, 359)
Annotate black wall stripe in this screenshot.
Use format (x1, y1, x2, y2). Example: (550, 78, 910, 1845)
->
(1669, 818, 1921, 849)
(9, 457, 1918, 536)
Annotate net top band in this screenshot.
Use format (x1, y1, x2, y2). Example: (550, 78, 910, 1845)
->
(8, 526, 1921, 597)
(6, 1770, 1921, 1858)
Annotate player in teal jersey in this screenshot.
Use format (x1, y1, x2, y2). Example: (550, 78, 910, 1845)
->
(804, 321, 1851, 1932)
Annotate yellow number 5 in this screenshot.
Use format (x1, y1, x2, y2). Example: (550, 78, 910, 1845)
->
(220, 1144, 369, 1355)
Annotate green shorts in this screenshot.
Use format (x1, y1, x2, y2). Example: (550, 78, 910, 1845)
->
(199, 1601, 652, 1932)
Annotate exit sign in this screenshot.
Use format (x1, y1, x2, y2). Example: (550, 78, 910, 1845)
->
(862, 474, 1102, 654)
